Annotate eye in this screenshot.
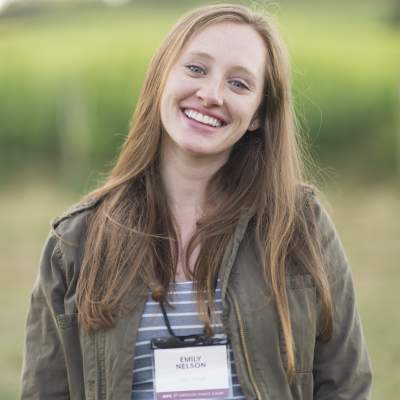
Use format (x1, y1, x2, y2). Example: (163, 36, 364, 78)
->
(185, 64, 206, 75)
(229, 79, 249, 90)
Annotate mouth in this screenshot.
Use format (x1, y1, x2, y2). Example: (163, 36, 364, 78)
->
(181, 108, 227, 128)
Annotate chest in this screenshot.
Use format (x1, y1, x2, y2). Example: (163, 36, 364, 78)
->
(132, 281, 245, 399)
(72, 238, 318, 400)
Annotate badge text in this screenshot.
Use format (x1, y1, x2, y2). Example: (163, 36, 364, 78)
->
(176, 355, 207, 370)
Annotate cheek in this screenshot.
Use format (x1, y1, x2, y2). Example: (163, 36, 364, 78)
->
(242, 100, 261, 124)
(230, 96, 259, 123)
(161, 85, 178, 116)
(165, 72, 191, 96)
(159, 95, 168, 126)
(235, 107, 256, 128)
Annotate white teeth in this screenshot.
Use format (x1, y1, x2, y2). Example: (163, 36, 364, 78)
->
(183, 109, 223, 127)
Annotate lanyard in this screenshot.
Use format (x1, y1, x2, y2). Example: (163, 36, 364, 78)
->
(160, 300, 185, 338)
(150, 280, 232, 399)
(154, 300, 227, 349)
(155, 279, 221, 346)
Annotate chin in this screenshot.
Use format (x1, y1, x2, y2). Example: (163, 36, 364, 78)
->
(179, 142, 215, 156)
(182, 145, 210, 157)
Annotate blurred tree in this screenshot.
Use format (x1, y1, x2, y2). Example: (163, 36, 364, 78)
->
(390, 0, 400, 25)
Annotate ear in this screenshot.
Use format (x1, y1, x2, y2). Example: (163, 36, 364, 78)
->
(248, 118, 261, 132)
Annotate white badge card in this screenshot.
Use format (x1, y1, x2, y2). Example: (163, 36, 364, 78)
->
(153, 345, 232, 400)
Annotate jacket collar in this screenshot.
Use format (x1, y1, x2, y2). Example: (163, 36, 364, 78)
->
(218, 214, 252, 301)
(51, 197, 102, 230)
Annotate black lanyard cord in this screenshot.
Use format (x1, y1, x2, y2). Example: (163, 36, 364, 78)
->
(160, 301, 176, 337)
(160, 300, 216, 343)
(159, 279, 218, 341)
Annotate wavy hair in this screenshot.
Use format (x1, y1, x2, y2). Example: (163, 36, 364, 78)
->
(75, 3, 332, 381)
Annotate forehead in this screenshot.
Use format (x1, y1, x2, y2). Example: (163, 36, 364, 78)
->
(181, 22, 266, 81)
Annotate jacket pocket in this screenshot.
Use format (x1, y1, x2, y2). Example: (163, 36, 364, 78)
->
(55, 313, 86, 399)
(286, 273, 315, 289)
(280, 274, 317, 373)
(56, 312, 78, 329)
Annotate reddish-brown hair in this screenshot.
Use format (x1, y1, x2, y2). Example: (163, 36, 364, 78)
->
(74, 3, 332, 381)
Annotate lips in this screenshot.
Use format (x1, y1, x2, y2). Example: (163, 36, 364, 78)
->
(181, 107, 227, 128)
(184, 109, 221, 128)
(181, 111, 223, 135)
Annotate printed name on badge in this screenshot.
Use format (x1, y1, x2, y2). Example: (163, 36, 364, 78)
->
(153, 345, 232, 400)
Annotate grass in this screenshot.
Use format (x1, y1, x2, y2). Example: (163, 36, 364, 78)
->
(0, 175, 399, 398)
(325, 181, 400, 399)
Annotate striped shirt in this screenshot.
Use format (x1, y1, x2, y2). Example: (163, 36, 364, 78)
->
(132, 280, 245, 399)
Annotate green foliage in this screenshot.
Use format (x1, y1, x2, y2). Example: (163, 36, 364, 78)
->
(0, 3, 399, 179)
(0, 5, 173, 173)
(282, 7, 400, 176)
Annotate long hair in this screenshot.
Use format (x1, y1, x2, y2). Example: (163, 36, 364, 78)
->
(75, 3, 332, 381)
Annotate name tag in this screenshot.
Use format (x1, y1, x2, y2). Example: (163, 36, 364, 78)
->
(153, 345, 231, 400)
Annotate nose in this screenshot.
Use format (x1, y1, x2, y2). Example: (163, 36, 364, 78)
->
(196, 78, 224, 107)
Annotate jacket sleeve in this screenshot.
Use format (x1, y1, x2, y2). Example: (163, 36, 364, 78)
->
(21, 233, 70, 399)
(312, 196, 372, 399)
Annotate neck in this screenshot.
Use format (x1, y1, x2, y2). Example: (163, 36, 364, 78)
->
(159, 137, 229, 282)
(160, 138, 228, 216)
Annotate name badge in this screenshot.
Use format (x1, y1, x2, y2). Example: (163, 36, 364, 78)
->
(153, 344, 232, 400)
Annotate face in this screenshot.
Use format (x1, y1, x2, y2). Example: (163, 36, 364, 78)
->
(160, 22, 266, 160)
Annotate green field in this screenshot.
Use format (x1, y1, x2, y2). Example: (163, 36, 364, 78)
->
(0, 1, 399, 177)
(0, 177, 399, 398)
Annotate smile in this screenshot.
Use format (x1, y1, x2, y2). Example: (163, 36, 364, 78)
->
(183, 109, 224, 128)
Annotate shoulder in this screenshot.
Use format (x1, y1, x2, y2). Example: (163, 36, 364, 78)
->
(36, 197, 102, 291)
(50, 197, 102, 247)
(296, 183, 333, 228)
(304, 186, 351, 284)
(52, 197, 101, 229)
(296, 183, 348, 276)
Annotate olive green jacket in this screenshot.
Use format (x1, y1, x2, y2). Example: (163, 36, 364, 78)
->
(21, 191, 372, 399)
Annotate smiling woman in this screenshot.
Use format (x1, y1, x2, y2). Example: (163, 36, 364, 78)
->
(160, 22, 265, 159)
(21, 4, 372, 400)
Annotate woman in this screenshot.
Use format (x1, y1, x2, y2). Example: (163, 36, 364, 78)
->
(21, 4, 372, 400)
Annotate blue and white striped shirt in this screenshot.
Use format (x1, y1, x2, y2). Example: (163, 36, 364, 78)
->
(131, 280, 245, 399)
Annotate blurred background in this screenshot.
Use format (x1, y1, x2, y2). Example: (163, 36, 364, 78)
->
(0, 0, 399, 398)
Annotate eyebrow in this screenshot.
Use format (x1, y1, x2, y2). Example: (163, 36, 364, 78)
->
(186, 51, 258, 84)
